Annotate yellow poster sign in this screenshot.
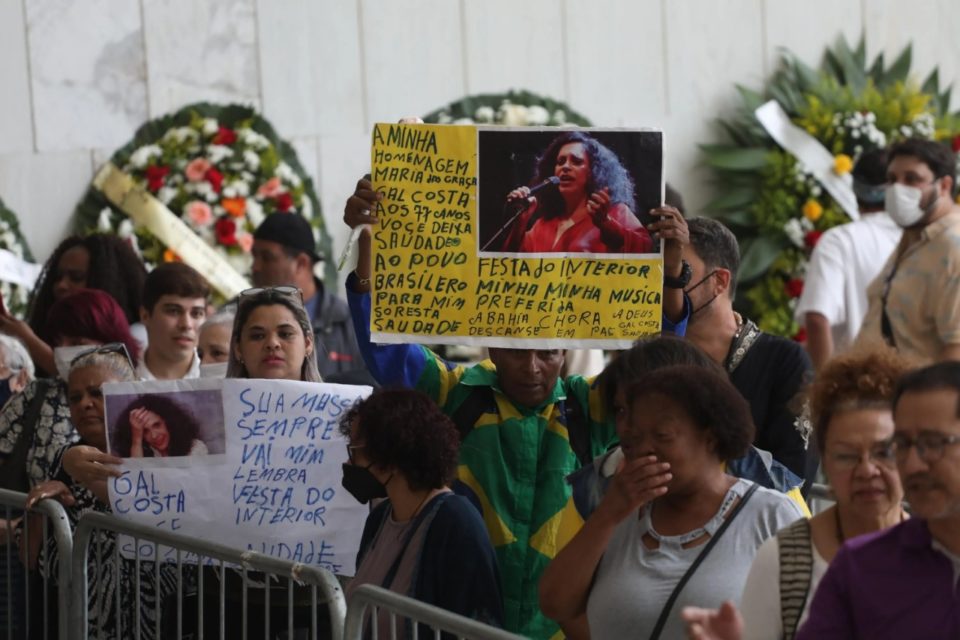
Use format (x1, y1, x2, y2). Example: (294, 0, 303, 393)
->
(370, 123, 663, 348)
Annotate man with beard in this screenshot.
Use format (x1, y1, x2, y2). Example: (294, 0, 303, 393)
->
(682, 218, 814, 491)
(856, 138, 960, 362)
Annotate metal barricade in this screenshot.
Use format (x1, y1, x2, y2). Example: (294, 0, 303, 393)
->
(70, 512, 346, 640)
(344, 584, 523, 640)
(0, 488, 72, 640)
(808, 482, 835, 515)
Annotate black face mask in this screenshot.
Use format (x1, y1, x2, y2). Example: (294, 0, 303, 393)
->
(684, 270, 720, 317)
(341, 462, 388, 504)
(0, 377, 14, 410)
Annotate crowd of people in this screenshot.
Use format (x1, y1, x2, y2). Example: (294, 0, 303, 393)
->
(0, 134, 956, 639)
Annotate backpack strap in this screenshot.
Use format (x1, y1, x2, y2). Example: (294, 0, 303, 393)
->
(449, 386, 495, 447)
(777, 517, 814, 640)
(562, 395, 592, 467)
(449, 385, 592, 466)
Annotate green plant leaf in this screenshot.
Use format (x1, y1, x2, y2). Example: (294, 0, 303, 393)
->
(868, 52, 886, 84)
(700, 146, 771, 171)
(705, 187, 758, 211)
(923, 68, 940, 96)
(715, 209, 754, 227)
(882, 44, 912, 87)
(736, 84, 765, 111)
(739, 236, 785, 283)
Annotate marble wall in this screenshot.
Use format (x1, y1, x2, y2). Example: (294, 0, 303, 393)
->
(1, 0, 959, 279)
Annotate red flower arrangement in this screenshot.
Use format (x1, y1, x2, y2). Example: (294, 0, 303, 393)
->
(213, 126, 238, 146)
(144, 165, 170, 192)
(785, 278, 804, 298)
(215, 217, 238, 246)
(804, 230, 823, 249)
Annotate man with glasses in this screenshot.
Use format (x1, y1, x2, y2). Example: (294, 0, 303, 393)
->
(856, 138, 960, 362)
(796, 361, 960, 638)
(251, 213, 370, 383)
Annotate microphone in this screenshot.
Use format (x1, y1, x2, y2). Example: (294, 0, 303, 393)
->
(483, 177, 561, 251)
(517, 176, 561, 201)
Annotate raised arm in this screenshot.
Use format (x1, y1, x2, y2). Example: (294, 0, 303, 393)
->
(539, 455, 671, 632)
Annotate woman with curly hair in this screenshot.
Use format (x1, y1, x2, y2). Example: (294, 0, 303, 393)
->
(501, 131, 653, 254)
(342, 388, 503, 637)
(683, 346, 913, 640)
(0, 234, 146, 375)
(112, 394, 207, 458)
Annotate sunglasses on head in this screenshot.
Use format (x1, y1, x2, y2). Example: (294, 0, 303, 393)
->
(238, 286, 304, 303)
(69, 342, 135, 370)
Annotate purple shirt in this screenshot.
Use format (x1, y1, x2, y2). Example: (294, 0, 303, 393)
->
(796, 518, 960, 639)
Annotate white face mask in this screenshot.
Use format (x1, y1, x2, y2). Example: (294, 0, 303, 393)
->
(199, 361, 229, 378)
(53, 345, 95, 380)
(885, 181, 939, 228)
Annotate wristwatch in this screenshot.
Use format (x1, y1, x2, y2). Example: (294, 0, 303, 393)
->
(663, 260, 692, 289)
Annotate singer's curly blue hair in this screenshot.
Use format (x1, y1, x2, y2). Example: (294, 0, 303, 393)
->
(531, 131, 636, 216)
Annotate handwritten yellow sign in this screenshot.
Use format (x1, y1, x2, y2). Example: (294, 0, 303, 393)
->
(370, 123, 663, 348)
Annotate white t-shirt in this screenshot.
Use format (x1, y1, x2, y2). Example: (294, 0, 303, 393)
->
(740, 529, 828, 640)
(586, 479, 804, 640)
(136, 351, 201, 381)
(795, 213, 901, 352)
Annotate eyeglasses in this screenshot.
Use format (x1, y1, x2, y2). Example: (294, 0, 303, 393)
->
(891, 431, 960, 464)
(827, 443, 898, 470)
(69, 343, 134, 369)
(345, 443, 365, 462)
(238, 286, 304, 303)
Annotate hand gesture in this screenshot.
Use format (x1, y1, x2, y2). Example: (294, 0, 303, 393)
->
(0, 312, 34, 343)
(596, 455, 671, 525)
(587, 188, 612, 225)
(343, 176, 381, 230)
(682, 602, 744, 640)
(128, 407, 149, 445)
(588, 188, 628, 250)
(26, 480, 75, 509)
(62, 445, 122, 486)
(647, 206, 688, 273)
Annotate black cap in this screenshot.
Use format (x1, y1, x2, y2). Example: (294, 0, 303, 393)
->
(253, 213, 322, 262)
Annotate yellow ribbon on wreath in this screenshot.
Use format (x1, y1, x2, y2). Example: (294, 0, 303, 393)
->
(94, 163, 251, 299)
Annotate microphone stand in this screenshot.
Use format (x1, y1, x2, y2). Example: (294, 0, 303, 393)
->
(481, 201, 531, 252)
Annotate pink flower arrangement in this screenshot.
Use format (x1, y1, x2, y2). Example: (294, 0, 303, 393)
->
(185, 158, 212, 182)
(257, 177, 283, 198)
(185, 201, 213, 226)
(236, 232, 254, 253)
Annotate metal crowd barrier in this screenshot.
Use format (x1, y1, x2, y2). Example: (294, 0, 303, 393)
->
(344, 584, 523, 640)
(70, 511, 346, 640)
(808, 482, 835, 515)
(0, 488, 72, 640)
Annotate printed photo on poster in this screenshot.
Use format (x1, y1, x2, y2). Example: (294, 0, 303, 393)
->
(105, 388, 226, 461)
(478, 129, 663, 256)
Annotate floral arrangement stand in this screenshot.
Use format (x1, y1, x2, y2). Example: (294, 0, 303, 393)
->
(703, 36, 960, 339)
(0, 197, 35, 317)
(73, 103, 334, 289)
(423, 89, 592, 127)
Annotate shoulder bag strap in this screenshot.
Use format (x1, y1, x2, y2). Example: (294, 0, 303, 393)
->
(777, 518, 814, 640)
(382, 492, 452, 590)
(648, 482, 761, 640)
